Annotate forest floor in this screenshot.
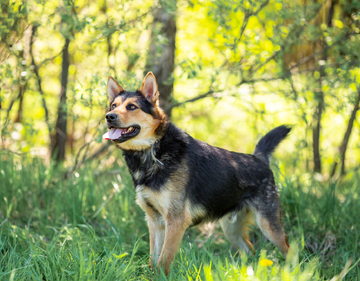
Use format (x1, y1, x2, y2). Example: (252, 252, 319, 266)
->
(0, 152, 359, 280)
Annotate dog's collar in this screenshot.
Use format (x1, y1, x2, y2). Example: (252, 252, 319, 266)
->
(151, 140, 164, 167)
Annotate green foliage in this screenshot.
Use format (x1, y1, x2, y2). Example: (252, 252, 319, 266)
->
(0, 1, 27, 50)
(0, 0, 359, 175)
(1, 153, 360, 280)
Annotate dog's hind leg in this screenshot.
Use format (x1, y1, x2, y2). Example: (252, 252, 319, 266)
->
(252, 203, 289, 258)
(220, 208, 254, 253)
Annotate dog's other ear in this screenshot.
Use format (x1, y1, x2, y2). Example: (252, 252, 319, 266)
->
(140, 72, 159, 105)
(107, 77, 124, 101)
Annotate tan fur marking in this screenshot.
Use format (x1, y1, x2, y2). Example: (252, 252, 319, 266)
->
(133, 170, 141, 180)
(135, 158, 191, 275)
(242, 231, 254, 252)
(111, 96, 123, 107)
(185, 199, 207, 225)
(109, 97, 161, 150)
(243, 209, 255, 252)
(257, 216, 289, 257)
(147, 213, 165, 267)
(140, 72, 160, 105)
(136, 157, 189, 218)
(220, 209, 255, 253)
(157, 208, 192, 275)
(285, 234, 290, 248)
(107, 74, 167, 151)
(136, 187, 166, 267)
(107, 77, 124, 100)
(138, 188, 174, 217)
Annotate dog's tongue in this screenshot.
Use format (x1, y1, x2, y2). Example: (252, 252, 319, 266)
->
(103, 129, 122, 140)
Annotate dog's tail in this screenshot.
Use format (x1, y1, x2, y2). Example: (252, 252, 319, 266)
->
(254, 125, 291, 166)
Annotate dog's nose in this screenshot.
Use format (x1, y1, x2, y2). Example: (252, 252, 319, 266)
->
(106, 113, 117, 122)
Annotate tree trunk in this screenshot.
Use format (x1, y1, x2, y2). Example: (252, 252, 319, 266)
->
(312, 0, 335, 173)
(145, 1, 177, 117)
(14, 85, 25, 123)
(312, 90, 323, 173)
(331, 91, 360, 177)
(52, 37, 70, 162)
(339, 92, 360, 175)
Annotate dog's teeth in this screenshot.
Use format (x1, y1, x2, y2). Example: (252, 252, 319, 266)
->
(127, 127, 133, 133)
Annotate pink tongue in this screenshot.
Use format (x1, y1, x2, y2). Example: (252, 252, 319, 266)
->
(103, 129, 122, 140)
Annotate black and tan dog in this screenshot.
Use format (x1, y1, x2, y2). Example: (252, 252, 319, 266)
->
(103, 72, 291, 275)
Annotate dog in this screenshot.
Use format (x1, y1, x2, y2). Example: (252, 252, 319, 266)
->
(103, 72, 291, 275)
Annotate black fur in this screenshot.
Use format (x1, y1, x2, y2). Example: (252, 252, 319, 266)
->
(123, 122, 290, 224)
(110, 90, 155, 116)
(254, 125, 291, 166)
(123, 123, 188, 189)
(185, 139, 274, 222)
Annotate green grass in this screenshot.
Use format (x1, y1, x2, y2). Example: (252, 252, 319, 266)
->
(0, 151, 359, 280)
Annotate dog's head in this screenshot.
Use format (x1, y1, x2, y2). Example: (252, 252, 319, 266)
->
(103, 72, 167, 150)
(103, 72, 166, 151)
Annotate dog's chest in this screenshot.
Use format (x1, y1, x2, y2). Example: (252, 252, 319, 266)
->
(135, 185, 174, 216)
(125, 151, 173, 190)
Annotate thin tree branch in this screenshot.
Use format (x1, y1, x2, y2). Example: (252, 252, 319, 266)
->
(331, 89, 360, 177)
(166, 90, 215, 111)
(96, 11, 151, 41)
(64, 140, 111, 178)
(168, 0, 355, 116)
(38, 50, 63, 67)
(14, 82, 27, 123)
(29, 24, 53, 148)
(233, 0, 270, 49)
(5, 85, 23, 122)
(287, 31, 355, 73)
(85, 142, 111, 163)
(249, 1, 326, 76)
(64, 140, 92, 178)
(169, 58, 360, 110)
(102, 0, 117, 77)
(169, 2, 328, 110)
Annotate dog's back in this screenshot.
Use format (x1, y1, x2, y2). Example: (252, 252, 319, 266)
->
(173, 125, 291, 226)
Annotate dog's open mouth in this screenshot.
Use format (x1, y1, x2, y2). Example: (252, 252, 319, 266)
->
(103, 126, 140, 142)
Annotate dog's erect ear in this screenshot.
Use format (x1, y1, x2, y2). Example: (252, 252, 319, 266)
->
(107, 77, 124, 101)
(140, 72, 159, 105)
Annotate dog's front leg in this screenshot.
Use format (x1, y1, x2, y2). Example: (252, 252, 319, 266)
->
(157, 214, 192, 275)
(146, 213, 165, 268)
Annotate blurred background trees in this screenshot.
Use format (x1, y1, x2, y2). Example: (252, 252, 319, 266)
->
(1, 0, 360, 179)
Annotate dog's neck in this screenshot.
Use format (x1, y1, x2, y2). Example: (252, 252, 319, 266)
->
(122, 121, 169, 168)
(150, 140, 164, 167)
(122, 122, 189, 189)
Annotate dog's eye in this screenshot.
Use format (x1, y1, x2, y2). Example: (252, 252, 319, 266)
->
(127, 104, 138, 110)
(111, 104, 116, 110)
